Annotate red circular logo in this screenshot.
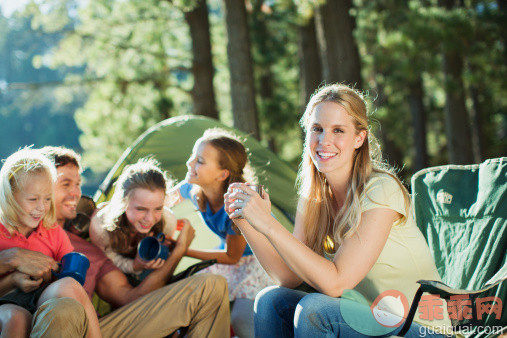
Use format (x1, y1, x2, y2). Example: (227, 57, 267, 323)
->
(370, 290, 409, 327)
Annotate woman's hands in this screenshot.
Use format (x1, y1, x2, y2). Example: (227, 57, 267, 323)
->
(224, 183, 273, 234)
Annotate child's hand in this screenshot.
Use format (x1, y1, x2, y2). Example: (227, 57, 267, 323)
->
(12, 271, 42, 293)
(175, 220, 195, 252)
(143, 258, 165, 270)
(133, 253, 166, 272)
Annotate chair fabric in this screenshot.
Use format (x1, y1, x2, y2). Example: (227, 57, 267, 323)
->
(410, 157, 507, 336)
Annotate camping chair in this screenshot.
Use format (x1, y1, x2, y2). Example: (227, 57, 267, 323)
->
(399, 158, 507, 337)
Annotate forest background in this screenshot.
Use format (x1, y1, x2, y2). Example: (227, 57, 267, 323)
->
(1, 0, 505, 195)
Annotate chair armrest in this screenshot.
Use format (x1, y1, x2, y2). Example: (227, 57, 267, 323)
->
(398, 278, 506, 337)
(169, 259, 217, 284)
(416, 278, 506, 298)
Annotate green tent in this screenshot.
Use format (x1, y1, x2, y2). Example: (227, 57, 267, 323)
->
(93, 116, 298, 270)
(94, 115, 298, 225)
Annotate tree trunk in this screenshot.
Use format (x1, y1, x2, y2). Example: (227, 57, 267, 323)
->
(468, 85, 485, 162)
(408, 78, 429, 170)
(498, 0, 507, 61)
(314, 0, 362, 88)
(184, 0, 218, 119)
(298, 15, 322, 110)
(250, 0, 276, 151)
(222, 0, 260, 139)
(439, 0, 474, 164)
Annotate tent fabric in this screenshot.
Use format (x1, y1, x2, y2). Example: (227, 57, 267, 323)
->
(94, 115, 298, 230)
(411, 157, 507, 333)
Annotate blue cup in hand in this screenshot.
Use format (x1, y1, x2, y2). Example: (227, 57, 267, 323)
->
(54, 252, 90, 286)
(138, 233, 169, 261)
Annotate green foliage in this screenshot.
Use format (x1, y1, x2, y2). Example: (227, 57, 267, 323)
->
(249, 0, 301, 156)
(3, 0, 504, 183)
(31, 0, 195, 172)
(355, 0, 506, 172)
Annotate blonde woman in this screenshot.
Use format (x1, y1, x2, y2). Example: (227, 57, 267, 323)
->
(225, 84, 445, 337)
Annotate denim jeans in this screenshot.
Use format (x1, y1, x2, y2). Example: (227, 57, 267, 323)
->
(254, 286, 444, 338)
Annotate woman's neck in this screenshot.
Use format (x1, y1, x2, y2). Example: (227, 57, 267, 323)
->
(326, 170, 352, 208)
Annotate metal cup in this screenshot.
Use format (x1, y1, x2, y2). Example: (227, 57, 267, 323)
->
(230, 184, 264, 226)
(246, 183, 264, 196)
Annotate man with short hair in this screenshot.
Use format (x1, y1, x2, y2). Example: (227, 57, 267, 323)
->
(34, 146, 230, 337)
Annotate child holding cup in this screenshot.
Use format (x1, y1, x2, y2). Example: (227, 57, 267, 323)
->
(90, 158, 194, 286)
(0, 148, 101, 337)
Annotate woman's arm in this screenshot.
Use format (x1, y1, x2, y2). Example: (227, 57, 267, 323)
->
(186, 233, 246, 265)
(227, 183, 400, 297)
(224, 187, 305, 287)
(232, 217, 303, 287)
(261, 208, 397, 297)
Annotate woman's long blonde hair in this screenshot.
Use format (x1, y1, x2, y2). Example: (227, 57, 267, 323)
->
(102, 158, 172, 255)
(297, 84, 409, 256)
(0, 148, 57, 234)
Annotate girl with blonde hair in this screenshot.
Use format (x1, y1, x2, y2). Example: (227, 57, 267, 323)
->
(0, 148, 101, 337)
(225, 84, 445, 337)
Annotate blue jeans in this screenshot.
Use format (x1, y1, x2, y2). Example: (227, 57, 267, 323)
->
(254, 286, 444, 338)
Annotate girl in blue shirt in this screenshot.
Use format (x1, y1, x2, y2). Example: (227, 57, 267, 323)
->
(171, 128, 271, 338)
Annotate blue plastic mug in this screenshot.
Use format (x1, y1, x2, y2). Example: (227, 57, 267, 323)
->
(138, 233, 169, 261)
(54, 252, 90, 286)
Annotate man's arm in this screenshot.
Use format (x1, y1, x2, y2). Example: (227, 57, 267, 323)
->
(0, 248, 18, 274)
(0, 248, 58, 281)
(0, 273, 16, 297)
(95, 224, 194, 307)
(95, 246, 186, 308)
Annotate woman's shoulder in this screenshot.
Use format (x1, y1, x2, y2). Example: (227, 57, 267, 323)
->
(364, 171, 403, 195)
(361, 171, 408, 215)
